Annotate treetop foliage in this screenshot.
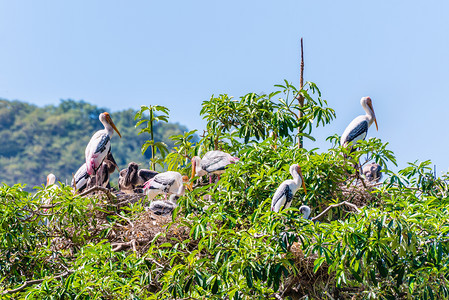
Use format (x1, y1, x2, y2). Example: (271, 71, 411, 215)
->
(1, 81, 449, 299)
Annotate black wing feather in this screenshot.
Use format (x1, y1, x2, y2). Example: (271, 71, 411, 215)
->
(201, 155, 227, 172)
(95, 135, 110, 154)
(138, 169, 159, 182)
(346, 121, 368, 144)
(281, 187, 293, 210)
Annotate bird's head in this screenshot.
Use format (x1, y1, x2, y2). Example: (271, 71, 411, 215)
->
(100, 112, 122, 138)
(361, 97, 378, 131)
(299, 205, 311, 220)
(46, 173, 56, 187)
(182, 175, 193, 191)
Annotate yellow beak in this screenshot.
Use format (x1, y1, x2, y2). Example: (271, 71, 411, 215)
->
(298, 169, 307, 194)
(106, 114, 122, 138)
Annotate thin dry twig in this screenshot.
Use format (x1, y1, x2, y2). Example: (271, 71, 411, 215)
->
(78, 186, 115, 200)
(2, 270, 73, 295)
(312, 201, 361, 222)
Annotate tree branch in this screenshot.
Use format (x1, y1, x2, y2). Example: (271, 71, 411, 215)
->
(78, 186, 116, 200)
(2, 270, 73, 295)
(311, 201, 361, 222)
(296, 37, 305, 148)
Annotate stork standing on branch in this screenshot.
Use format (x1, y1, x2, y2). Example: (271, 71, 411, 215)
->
(271, 164, 307, 212)
(143, 171, 188, 202)
(340, 97, 378, 149)
(191, 150, 239, 184)
(85, 112, 121, 176)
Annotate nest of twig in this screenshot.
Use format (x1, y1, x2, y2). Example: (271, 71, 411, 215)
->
(338, 176, 380, 208)
(112, 209, 190, 254)
(280, 242, 332, 299)
(46, 187, 191, 256)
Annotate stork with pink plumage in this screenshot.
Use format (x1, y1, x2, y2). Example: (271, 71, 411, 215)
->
(85, 112, 121, 180)
(191, 150, 239, 184)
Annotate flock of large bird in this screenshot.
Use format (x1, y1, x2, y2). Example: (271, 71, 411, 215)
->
(45, 97, 382, 218)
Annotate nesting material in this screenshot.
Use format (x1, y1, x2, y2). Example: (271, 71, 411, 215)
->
(47, 188, 190, 257)
(337, 177, 380, 208)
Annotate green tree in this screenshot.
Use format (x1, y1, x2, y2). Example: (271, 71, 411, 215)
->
(134, 105, 170, 170)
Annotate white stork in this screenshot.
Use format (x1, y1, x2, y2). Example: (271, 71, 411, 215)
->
(143, 171, 188, 202)
(42, 173, 58, 213)
(149, 189, 183, 216)
(85, 112, 121, 176)
(271, 164, 307, 212)
(299, 205, 311, 220)
(46, 173, 56, 188)
(340, 97, 378, 148)
(191, 150, 239, 184)
(72, 163, 89, 192)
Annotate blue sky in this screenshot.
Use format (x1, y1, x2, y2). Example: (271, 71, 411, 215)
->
(1, 1, 448, 173)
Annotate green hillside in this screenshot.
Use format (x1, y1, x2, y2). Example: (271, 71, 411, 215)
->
(0, 99, 190, 189)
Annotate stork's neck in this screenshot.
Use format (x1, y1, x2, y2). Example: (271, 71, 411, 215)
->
(361, 101, 375, 126)
(291, 169, 301, 186)
(101, 119, 115, 137)
(193, 157, 204, 175)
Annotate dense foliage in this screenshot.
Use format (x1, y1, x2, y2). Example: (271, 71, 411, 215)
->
(0, 99, 189, 189)
(1, 82, 449, 299)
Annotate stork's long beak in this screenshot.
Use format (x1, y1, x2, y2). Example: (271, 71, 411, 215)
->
(298, 168, 307, 194)
(191, 161, 196, 180)
(367, 102, 378, 131)
(106, 114, 122, 138)
(187, 161, 196, 191)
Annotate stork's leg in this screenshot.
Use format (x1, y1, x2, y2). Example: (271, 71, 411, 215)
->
(216, 175, 221, 182)
(209, 176, 213, 184)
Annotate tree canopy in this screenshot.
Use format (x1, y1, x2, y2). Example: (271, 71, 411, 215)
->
(1, 82, 449, 299)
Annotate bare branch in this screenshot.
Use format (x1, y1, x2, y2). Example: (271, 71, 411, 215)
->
(311, 201, 361, 222)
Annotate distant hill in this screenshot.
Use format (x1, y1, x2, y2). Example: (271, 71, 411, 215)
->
(0, 99, 191, 189)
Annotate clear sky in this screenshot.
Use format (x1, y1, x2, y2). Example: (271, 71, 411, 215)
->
(1, 1, 448, 173)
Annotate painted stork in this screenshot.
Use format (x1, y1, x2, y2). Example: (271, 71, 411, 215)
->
(299, 205, 311, 220)
(72, 163, 89, 192)
(46, 173, 56, 188)
(143, 171, 188, 202)
(271, 164, 307, 213)
(118, 162, 158, 191)
(149, 188, 183, 216)
(85, 112, 121, 176)
(72, 151, 118, 192)
(362, 162, 382, 182)
(43, 173, 58, 212)
(340, 97, 378, 148)
(191, 150, 239, 184)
